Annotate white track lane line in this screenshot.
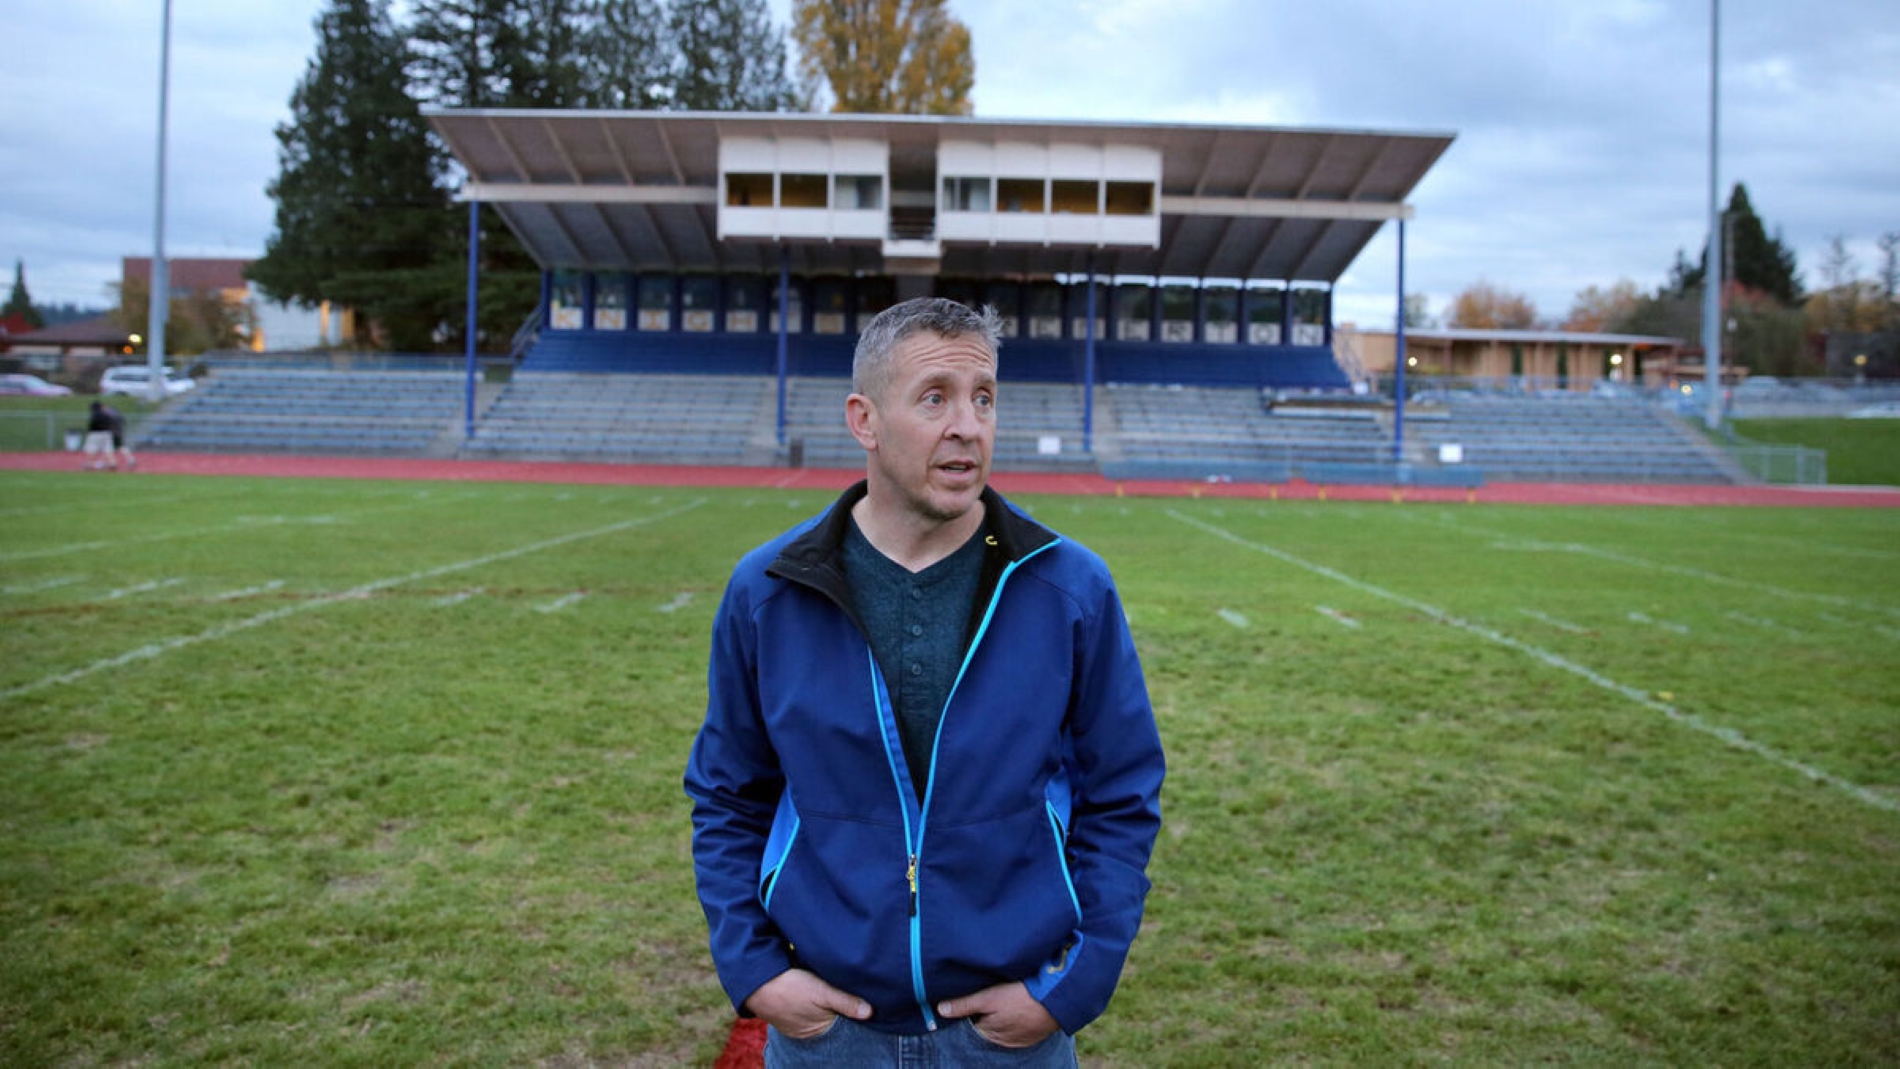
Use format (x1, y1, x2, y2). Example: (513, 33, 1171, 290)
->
(1216, 608, 1249, 629)
(1167, 509, 1898, 815)
(1, 499, 704, 701)
(1316, 606, 1361, 629)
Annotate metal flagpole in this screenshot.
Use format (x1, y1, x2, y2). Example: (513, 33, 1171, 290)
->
(147, 0, 173, 400)
(1393, 218, 1408, 466)
(464, 200, 480, 440)
(1701, 0, 1723, 430)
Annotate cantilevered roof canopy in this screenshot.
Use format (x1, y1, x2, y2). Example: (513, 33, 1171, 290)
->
(425, 109, 1454, 284)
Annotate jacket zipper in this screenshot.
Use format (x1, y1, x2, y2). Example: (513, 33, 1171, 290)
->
(878, 539, 1060, 1031)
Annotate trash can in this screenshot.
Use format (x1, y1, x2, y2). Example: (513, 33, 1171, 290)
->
(64, 428, 84, 452)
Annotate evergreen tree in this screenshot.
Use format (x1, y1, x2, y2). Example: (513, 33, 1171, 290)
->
(409, 0, 599, 108)
(588, 0, 671, 108)
(249, 0, 450, 350)
(1722, 184, 1802, 306)
(5, 260, 44, 329)
(668, 0, 798, 111)
(1673, 183, 1802, 307)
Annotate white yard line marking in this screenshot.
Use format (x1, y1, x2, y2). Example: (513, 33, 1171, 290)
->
(1876, 625, 1900, 641)
(208, 580, 286, 602)
(104, 578, 186, 601)
(1168, 509, 1898, 815)
(1520, 608, 1588, 634)
(0, 493, 474, 565)
(658, 592, 696, 614)
(537, 592, 586, 614)
(0, 539, 113, 563)
(1216, 608, 1250, 629)
(2, 575, 85, 595)
(1316, 606, 1361, 629)
(1628, 611, 1690, 635)
(1, 499, 706, 702)
(1725, 611, 1804, 637)
(433, 587, 484, 608)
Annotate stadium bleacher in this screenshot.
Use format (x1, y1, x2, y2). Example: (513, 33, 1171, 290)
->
(135, 368, 467, 456)
(133, 347, 1758, 487)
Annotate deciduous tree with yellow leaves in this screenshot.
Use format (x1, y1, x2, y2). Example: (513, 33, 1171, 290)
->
(791, 0, 975, 114)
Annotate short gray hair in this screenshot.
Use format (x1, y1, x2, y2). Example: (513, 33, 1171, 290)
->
(852, 298, 1002, 399)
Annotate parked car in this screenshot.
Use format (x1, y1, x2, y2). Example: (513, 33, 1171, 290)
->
(0, 373, 73, 396)
(1847, 401, 1900, 419)
(99, 365, 195, 398)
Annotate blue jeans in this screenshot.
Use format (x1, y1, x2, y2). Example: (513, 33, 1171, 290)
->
(765, 1017, 1079, 1067)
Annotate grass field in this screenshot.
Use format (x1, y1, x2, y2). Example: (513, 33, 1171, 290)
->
(2, 470, 1896, 1066)
(1731, 417, 1900, 487)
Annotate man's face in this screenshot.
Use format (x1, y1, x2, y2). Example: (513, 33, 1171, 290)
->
(859, 331, 997, 525)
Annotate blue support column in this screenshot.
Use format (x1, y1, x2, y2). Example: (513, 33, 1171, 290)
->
(776, 247, 790, 447)
(1280, 285, 1295, 345)
(1083, 262, 1098, 453)
(581, 272, 596, 331)
(1393, 219, 1408, 466)
(1323, 287, 1334, 347)
(464, 200, 481, 441)
(1236, 286, 1251, 346)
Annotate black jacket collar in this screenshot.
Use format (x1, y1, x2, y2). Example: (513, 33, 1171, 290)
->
(767, 481, 1059, 635)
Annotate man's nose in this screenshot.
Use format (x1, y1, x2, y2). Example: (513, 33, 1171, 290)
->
(943, 397, 983, 439)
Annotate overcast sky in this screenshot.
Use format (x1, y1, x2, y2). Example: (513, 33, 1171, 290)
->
(3, 0, 1897, 331)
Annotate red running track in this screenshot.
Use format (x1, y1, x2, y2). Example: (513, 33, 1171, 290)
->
(4, 450, 1898, 507)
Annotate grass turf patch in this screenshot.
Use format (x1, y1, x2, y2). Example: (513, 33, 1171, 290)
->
(1731, 416, 1900, 487)
(2, 473, 1896, 1065)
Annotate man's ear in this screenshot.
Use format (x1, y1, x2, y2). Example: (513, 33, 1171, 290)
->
(845, 392, 877, 450)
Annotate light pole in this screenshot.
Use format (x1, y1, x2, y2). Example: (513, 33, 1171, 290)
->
(1701, 0, 1723, 430)
(147, 0, 173, 403)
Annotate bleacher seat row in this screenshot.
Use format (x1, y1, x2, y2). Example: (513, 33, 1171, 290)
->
(134, 368, 1745, 484)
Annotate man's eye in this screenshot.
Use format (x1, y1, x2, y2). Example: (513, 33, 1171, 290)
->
(975, 394, 994, 409)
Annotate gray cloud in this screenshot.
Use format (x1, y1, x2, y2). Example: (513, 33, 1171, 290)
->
(5, 0, 1897, 333)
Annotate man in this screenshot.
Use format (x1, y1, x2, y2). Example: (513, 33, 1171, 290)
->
(685, 298, 1164, 1066)
(82, 400, 130, 471)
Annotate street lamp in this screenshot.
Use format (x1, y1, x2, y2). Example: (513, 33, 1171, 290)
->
(1854, 352, 1868, 386)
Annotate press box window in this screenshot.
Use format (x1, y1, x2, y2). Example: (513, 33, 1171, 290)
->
(780, 173, 828, 209)
(726, 173, 773, 207)
(1050, 180, 1097, 215)
(833, 175, 883, 210)
(997, 178, 1045, 213)
(1104, 181, 1154, 216)
(942, 176, 992, 212)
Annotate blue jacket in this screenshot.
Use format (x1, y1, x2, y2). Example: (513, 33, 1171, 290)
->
(685, 483, 1164, 1035)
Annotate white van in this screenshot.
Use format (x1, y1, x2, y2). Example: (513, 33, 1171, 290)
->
(99, 365, 195, 398)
